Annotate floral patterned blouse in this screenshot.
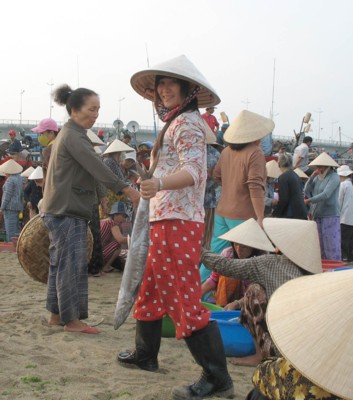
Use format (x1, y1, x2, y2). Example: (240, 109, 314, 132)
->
(150, 110, 207, 223)
(252, 357, 342, 400)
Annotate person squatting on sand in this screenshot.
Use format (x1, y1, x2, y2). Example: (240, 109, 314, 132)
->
(246, 269, 352, 400)
(201, 218, 322, 367)
(40, 84, 140, 334)
(117, 55, 234, 399)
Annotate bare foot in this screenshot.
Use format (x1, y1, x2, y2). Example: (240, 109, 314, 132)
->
(229, 353, 262, 367)
(64, 319, 99, 334)
(48, 313, 62, 326)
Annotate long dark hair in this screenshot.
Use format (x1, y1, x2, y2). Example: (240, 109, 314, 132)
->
(151, 76, 198, 159)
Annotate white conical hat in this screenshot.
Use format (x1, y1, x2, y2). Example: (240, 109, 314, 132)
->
(219, 218, 275, 253)
(267, 269, 353, 400)
(103, 139, 135, 155)
(0, 159, 23, 175)
(20, 166, 35, 178)
(263, 218, 322, 274)
(87, 129, 104, 145)
(266, 160, 282, 179)
(94, 146, 102, 154)
(308, 152, 339, 167)
(294, 168, 308, 179)
(202, 119, 218, 144)
(28, 166, 44, 180)
(130, 54, 220, 108)
(224, 110, 275, 144)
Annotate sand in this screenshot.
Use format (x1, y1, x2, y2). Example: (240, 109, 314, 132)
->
(0, 252, 254, 400)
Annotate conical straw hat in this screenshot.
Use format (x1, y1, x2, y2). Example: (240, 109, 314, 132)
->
(266, 160, 282, 179)
(202, 119, 218, 145)
(263, 218, 322, 274)
(308, 151, 339, 167)
(130, 54, 220, 108)
(28, 166, 44, 180)
(103, 139, 135, 155)
(224, 110, 275, 144)
(294, 168, 308, 179)
(0, 159, 23, 174)
(219, 218, 275, 252)
(266, 269, 353, 399)
(20, 166, 35, 178)
(87, 129, 104, 145)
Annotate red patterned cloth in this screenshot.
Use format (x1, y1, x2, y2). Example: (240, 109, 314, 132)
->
(134, 219, 210, 339)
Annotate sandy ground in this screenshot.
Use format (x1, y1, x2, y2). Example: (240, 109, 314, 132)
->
(0, 252, 254, 400)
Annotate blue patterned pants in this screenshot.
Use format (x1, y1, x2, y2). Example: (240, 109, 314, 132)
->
(3, 210, 20, 242)
(42, 215, 88, 324)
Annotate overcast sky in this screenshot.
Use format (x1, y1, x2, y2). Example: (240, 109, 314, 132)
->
(1, 0, 352, 143)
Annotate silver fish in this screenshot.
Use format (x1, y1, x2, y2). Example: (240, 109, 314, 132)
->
(113, 158, 158, 330)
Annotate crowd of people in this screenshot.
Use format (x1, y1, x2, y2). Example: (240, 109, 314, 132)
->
(0, 53, 352, 399)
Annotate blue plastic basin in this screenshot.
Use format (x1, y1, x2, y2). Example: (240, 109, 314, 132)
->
(210, 310, 256, 357)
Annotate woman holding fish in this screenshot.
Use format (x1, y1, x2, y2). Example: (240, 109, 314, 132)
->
(117, 55, 234, 400)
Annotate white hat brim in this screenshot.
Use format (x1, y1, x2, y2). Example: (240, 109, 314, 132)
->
(103, 139, 135, 155)
(219, 218, 275, 253)
(28, 166, 44, 180)
(224, 110, 275, 144)
(308, 152, 339, 167)
(263, 218, 322, 274)
(267, 269, 353, 399)
(87, 129, 105, 145)
(130, 55, 220, 108)
(266, 160, 282, 179)
(0, 159, 23, 175)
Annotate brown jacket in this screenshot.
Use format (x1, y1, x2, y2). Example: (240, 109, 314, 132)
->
(41, 119, 128, 220)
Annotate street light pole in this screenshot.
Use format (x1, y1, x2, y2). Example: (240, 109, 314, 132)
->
(331, 120, 339, 141)
(47, 79, 54, 118)
(118, 97, 125, 120)
(314, 108, 323, 140)
(19, 89, 25, 129)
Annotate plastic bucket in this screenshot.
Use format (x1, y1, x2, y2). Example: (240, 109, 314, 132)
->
(322, 259, 347, 272)
(161, 302, 223, 338)
(210, 310, 256, 357)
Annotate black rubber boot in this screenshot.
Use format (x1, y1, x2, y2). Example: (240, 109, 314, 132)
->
(171, 321, 234, 399)
(117, 319, 162, 372)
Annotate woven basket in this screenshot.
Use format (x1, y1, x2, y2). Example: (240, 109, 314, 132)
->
(17, 215, 93, 284)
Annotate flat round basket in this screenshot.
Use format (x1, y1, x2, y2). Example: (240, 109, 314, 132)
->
(17, 215, 93, 284)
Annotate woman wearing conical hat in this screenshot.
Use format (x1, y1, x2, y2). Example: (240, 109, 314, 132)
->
(117, 55, 234, 399)
(201, 218, 322, 367)
(0, 159, 23, 241)
(199, 110, 273, 289)
(247, 269, 353, 400)
(304, 152, 341, 260)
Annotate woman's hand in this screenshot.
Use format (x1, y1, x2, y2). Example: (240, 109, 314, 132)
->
(140, 177, 160, 200)
(224, 299, 242, 310)
(122, 186, 140, 208)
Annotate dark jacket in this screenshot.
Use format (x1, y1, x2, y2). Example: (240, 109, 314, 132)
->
(273, 169, 308, 219)
(41, 119, 128, 220)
